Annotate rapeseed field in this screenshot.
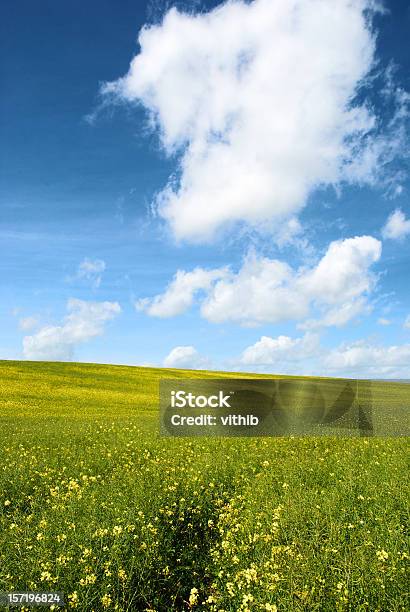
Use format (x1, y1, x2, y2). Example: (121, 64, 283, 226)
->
(0, 361, 408, 611)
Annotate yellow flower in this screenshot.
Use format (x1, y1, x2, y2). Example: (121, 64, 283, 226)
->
(68, 592, 78, 608)
(189, 587, 198, 607)
(101, 594, 112, 608)
(79, 574, 96, 586)
(226, 583, 235, 597)
(265, 605, 278, 612)
(376, 549, 389, 562)
(4, 500, 11, 506)
(56, 534, 67, 542)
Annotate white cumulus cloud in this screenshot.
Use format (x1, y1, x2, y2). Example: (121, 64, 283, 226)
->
(239, 334, 410, 378)
(23, 299, 121, 361)
(103, 0, 394, 242)
(382, 208, 410, 240)
(163, 345, 209, 369)
(136, 266, 227, 317)
(301, 298, 371, 331)
(240, 332, 320, 366)
(298, 236, 381, 304)
(201, 250, 306, 325)
(140, 235, 381, 326)
(324, 340, 410, 378)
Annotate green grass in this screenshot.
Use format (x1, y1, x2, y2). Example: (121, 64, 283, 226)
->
(0, 360, 409, 612)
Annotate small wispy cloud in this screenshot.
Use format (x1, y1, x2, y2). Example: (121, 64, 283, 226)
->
(68, 258, 106, 289)
(382, 208, 410, 240)
(19, 316, 39, 332)
(377, 317, 391, 326)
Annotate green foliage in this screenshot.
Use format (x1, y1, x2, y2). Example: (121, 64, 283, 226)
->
(0, 361, 409, 611)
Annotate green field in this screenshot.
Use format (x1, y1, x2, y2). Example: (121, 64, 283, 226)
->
(0, 361, 409, 611)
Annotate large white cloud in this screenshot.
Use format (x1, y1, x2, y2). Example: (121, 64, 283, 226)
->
(201, 250, 306, 324)
(23, 299, 121, 361)
(163, 345, 209, 369)
(139, 235, 381, 326)
(382, 208, 410, 240)
(104, 0, 391, 242)
(205, 236, 381, 325)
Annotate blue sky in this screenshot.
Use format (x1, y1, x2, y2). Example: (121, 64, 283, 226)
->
(1, 0, 409, 377)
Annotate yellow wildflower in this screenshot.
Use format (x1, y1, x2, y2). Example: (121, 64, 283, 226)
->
(376, 549, 389, 562)
(189, 587, 198, 607)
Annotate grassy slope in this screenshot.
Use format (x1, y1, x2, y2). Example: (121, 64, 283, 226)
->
(1, 359, 409, 417)
(0, 361, 409, 612)
(0, 360, 270, 418)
